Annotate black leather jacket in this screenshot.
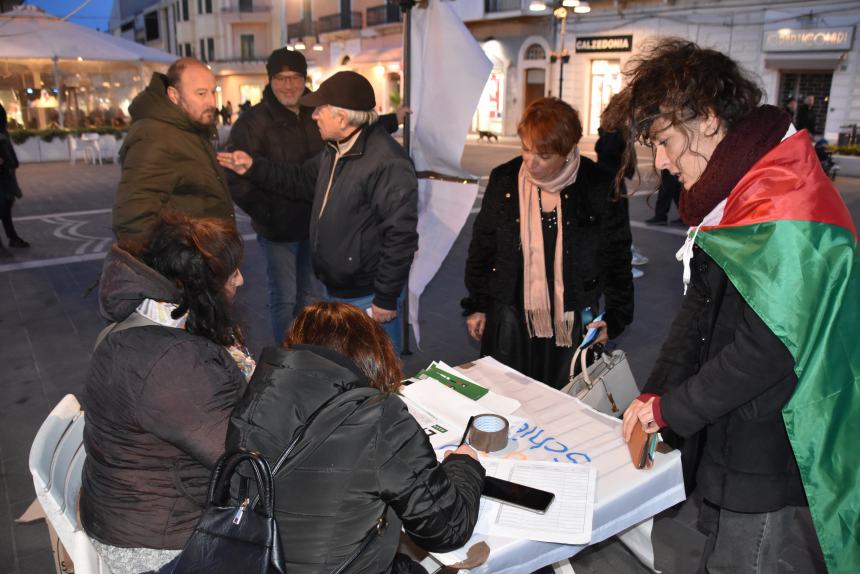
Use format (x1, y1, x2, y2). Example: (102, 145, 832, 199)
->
(227, 86, 323, 242)
(462, 155, 634, 339)
(245, 123, 418, 310)
(227, 345, 485, 574)
(644, 246, 806, 513)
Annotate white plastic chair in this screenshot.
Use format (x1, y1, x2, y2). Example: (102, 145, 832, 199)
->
(80, 133, 102, 165)
(29, 394, 111, 574)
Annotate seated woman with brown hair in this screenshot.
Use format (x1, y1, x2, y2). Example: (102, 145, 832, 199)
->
(80, 215, 251, 574)
(227, 302, 485, 574)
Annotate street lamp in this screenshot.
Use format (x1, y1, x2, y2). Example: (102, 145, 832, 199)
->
(530, 0, 590, 99)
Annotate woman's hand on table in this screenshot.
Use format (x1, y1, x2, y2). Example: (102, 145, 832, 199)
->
(466, 312, 486, 342)
(444, 444, 479, 462)
(622, 397, 658, 442)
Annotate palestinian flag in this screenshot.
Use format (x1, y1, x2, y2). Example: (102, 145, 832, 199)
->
(694, 131, 859, 572)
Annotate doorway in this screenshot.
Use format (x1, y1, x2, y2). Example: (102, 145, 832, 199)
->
(524, 68, 546, 111)
(779, 72, 833, 136)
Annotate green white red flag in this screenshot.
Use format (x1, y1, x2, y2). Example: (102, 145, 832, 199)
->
(695, 131, 859, 572)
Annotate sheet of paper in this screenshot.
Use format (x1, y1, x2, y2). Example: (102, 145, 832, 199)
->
(475, 458, 597, 545)
(435, 360, 522, 414)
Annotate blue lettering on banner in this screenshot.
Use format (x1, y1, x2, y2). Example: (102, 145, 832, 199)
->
(434, 421, 593, 464)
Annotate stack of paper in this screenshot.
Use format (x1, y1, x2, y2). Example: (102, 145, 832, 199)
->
(474, 458, 597, 545)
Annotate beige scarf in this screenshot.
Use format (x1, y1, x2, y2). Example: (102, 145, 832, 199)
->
(518, 147, 581, 346)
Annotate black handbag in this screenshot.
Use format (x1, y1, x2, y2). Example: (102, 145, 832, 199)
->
(171, 450, 286, 574)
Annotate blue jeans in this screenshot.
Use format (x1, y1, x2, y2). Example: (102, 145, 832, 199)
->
(697, 501, 825, 573)
(325, 290, 405, 354)
(257, 236, 322, 344)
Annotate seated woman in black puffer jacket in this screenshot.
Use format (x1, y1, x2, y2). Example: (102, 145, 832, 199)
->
(80, 215, 252, 574)
(227, 302, 486, 574)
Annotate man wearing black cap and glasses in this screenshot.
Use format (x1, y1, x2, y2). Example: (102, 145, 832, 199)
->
(219, 71, 418, 352)
(226, 48, 325, 344)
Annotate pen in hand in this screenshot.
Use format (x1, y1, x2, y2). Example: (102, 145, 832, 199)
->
(458, 416, 476, 448)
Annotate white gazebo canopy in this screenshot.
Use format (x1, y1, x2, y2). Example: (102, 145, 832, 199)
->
(0, 5, 175, 128)
(0, 5, 175, 63)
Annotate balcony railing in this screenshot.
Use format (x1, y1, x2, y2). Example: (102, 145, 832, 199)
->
(366, 4, 402, 26)
(288, 20, 317, 38)
(485, 0, 521, 13)
(317, 11, 362, 34)
(222, 4, 271, 13)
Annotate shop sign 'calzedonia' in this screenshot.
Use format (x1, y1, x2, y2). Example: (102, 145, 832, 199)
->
(763, 27, 854, 52)
(574, 35, 633, 53)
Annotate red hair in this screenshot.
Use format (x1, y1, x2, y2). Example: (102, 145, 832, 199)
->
(284, 302, 402, 393)
(517, 97, 583, 156)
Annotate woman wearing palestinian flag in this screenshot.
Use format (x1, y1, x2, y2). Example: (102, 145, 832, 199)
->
(609, 39, 859, 573)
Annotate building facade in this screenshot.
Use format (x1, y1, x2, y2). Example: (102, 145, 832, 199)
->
(110, 0, 860, 141)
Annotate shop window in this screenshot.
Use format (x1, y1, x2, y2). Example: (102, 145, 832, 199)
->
(525, 44, 546, 61)
(588, 59, 621, 135)
(241, 34, 256, 61)
(144, 12, 159, 41)
(240, 84, 263, 107)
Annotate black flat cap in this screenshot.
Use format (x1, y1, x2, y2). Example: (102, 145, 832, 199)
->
(300, 71, 375, 111)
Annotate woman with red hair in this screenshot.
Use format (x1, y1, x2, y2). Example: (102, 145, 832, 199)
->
(227, 302, 485, 574)
(462, 97, 634, 388)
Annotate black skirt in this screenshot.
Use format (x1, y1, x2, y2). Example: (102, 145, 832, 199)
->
(480, 209, 588, 389)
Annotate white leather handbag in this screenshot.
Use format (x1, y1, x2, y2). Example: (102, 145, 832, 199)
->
(562, 347, 639, 417)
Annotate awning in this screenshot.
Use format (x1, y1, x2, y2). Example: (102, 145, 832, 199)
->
(0, 5, 175, 63)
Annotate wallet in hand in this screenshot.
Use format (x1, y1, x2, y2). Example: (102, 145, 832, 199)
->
(628, 424, 657, 469)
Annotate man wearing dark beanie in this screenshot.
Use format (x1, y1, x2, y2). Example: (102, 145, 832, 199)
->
(219, 71, 418, 353)
(226, 48, 324, 343)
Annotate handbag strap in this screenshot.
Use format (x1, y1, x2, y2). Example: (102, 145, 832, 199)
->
(208, 450, 276, 516)
(93, 311, 161, 351)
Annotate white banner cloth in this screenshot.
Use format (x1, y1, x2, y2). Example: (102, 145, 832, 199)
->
(408, 179, 479, 345)
(409, 0, 492, 178)
(427, 357, 686, 573)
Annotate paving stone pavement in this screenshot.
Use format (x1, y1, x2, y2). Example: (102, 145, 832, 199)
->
(1, 154, 857, 574)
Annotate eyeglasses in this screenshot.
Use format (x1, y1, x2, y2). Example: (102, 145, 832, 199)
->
(272, 74, 306, 85)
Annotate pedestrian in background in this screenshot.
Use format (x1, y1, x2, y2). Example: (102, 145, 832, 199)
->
(595, 124, 648, 277)
(0, 102, 29, 254)
(226, 48, 325, 343)
(462, 97, 633, 388)
(645, 170, 682, 226)
(795, 94, 817, 136)
(113, 58, 235, 244)
(218, 71, 418, 353)
(606, 38, 857, 573)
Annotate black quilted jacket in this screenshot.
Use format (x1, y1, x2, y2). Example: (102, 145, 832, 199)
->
(227, 345, 485, 574)
(80, 246, 247, 549)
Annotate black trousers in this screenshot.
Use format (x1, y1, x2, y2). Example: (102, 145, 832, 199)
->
(0, 195, 18, 241)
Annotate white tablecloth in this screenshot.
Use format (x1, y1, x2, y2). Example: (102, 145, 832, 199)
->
(428, 357, 685, 573)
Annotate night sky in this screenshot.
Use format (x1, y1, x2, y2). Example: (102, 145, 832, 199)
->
(25, 0, 113, 31)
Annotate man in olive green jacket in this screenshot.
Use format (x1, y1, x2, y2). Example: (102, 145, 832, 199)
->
(113, 58, 235, 243)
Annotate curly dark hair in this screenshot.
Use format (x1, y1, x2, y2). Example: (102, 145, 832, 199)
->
(137, 213, 244, 347)
(284, 302, 403, 394)
(601, 38, 762, 190)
